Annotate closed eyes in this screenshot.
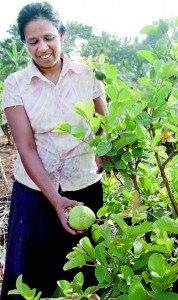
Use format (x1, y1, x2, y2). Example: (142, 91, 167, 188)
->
(27, 34, 56, 45)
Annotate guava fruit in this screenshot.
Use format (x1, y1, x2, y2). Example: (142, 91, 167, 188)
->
(95, 70, 107, 81)
(68, 205, 96, 230)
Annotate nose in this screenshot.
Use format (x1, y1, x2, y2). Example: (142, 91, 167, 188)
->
(38, 40, 49, 52)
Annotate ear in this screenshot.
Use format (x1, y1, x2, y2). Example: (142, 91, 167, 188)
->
(60, 33, 65, 42)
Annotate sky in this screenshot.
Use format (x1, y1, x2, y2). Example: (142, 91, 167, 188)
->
(0, 0, 178, 40)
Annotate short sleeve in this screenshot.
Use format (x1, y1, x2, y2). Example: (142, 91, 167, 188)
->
(92, 71, 105, 99)
(2, 74, 24, 111)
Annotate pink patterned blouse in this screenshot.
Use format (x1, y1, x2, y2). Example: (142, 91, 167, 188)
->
(2, 53, 105, 191)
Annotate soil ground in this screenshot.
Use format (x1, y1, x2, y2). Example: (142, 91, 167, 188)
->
(0, 135, 17, 293)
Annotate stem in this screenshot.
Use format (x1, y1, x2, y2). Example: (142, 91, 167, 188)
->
(151, 126, 178, 215)
(128, 162, 143, 213)
(161, 148, 178, 169)
(155, 152, 178, 216)
(128, 162, 140, 192)
(114, 173, 124, 185)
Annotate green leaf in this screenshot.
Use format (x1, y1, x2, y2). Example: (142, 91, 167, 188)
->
(16, 275, 23, 292)
(109, 102, 127, 116)
(95, 265, 112, 283)
(121, 265, 134, 280)
(128, 281, 147, 300)
(139, 25, 162, 36)
(167, 263, 178, 275)
(136, 125, 147, 139)
(155, 37, 169, 56)
(117, 295, 129, 300)
(84, 286, 98, 296)
(154, 217, 178, 234)
(133, 252, 152, 271)
(86, 101, 95, 121)
(8, 289, 20, 295)
(148, 253, 167, 277)
(171, 41, 178, 60)
(119, 169, 133, 190)
(172, 88, 178, 98)
(116, 136, 136, 151)
(151, 131, 162, 147)
(122, 151, 132, 162)
(94, 221, 112, 242)
(53, 122, 71, 133)
(137, 50, 158, 64)
(95, 244, 107, 265)
(144, 244, 169, 253)
(102, 161, 114, 171)
(125, 120, 136, 131)
(155, 60, 178, 80)
(63, 254, 86, 271)
(22, 289, 36, 299)
(115, 159, 126, 170)
(79, 237, 95, 260)
(72, 106, 88, 120)
(71, 125, 86, 140)
(73, 272, 84, 286)
(111, 214, 130, 234)
(105, 64, 118, 80)
(34, 292, 42, 300)
(133, 240, 144, 256)
(105, 83, 118, 101)
(96, 141, 112, 156)
(89, 118, 101, 133)
(157, 85, 172, 98)
(136, 112, 152, 126)
(151, 292, 178, 300)
(158, 20, 169, 34)
(130, 103, 147, 117)
(129, 222, 153, 238)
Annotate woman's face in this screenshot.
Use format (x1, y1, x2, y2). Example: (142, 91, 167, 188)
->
(24, 18, 64, 71)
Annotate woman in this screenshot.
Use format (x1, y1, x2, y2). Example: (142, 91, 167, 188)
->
(1, 1, 106, 299)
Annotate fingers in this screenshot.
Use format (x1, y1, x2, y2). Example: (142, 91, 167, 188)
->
(113, 169, 118, 176)
(96, 168, 103, 174)
(62, 217, 84, 235)
(105, 171, 111, 177)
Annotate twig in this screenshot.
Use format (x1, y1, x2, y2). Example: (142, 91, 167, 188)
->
(161, 149, 178, 169)
(155, 152, 178, 216)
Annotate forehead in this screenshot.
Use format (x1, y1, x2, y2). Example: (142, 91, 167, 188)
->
(24, 18, 58, 38)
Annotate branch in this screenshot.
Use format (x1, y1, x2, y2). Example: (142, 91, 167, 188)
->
(155, 152, 178, 216)
(161, 149, 178, 169)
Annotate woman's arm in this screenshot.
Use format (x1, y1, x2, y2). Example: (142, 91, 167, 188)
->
(93, 94, 106, 116)
(93, 93, 107, 135)
(5, 106, 82, 235)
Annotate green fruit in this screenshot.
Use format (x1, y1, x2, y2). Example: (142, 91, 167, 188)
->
(95, 70, 107, 81)
(68, 205, 96, 230)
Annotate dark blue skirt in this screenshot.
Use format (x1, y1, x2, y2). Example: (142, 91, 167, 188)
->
(1, 180, 103, 299)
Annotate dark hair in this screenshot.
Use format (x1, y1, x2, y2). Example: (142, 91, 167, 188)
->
(17, 1, 66, 42)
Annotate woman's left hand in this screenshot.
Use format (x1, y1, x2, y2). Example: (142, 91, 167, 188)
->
(95, 156, 118, 177)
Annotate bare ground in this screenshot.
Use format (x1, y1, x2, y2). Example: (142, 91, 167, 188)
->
(0, 135, 17, 292)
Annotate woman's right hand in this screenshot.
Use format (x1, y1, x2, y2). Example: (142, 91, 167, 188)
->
(53, 194, 84, 235)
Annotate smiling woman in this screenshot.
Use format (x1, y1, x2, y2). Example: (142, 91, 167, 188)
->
(0, 1, 107, 299)
(25, 18, 64, 84)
